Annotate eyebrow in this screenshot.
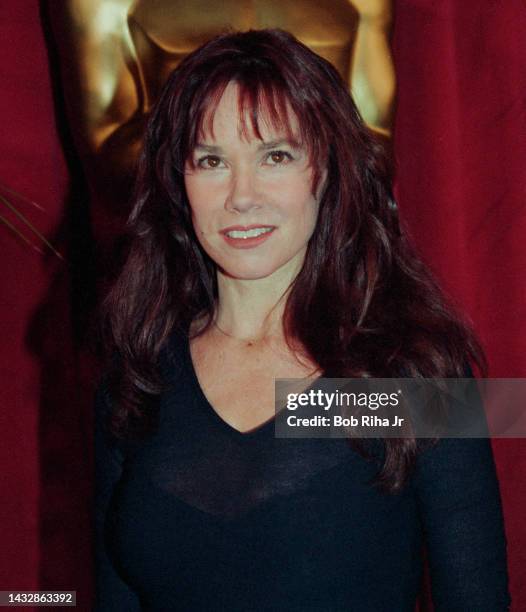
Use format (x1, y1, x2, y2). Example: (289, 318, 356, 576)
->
(193, 139, 301, 154)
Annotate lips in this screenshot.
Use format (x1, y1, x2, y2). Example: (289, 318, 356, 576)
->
(220, 224, 276, 249)
(221, 224, 275, 236)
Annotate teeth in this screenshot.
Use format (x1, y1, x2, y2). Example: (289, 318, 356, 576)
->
(226, 227, 273, 239)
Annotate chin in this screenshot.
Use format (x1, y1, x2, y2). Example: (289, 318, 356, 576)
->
(219, 265, 278, 281)
(217, 258, 285, 281)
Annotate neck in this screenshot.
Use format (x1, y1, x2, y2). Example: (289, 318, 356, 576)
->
(214, 268, 297, 342)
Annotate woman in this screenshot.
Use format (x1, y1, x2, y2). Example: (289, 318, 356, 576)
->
(96, 29, 509, 610)
(49, 0, 395, 267)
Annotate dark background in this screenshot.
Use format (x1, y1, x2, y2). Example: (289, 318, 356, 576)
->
(1, 1, 525, 609)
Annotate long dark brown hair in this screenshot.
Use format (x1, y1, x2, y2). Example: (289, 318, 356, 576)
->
(101, 29, 484, 492)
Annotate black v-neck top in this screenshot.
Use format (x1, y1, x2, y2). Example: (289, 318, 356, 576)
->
(94, 332, 510, 611)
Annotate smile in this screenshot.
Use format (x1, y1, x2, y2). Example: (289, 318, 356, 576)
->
(220, 225, 276, 249)
(226, 227, 274, 239)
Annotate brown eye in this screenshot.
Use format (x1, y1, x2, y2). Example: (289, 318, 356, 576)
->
(198, 155, 222, 168)
(266, 150, 293, 165)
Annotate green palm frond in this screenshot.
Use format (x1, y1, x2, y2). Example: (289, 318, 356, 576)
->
(0, 181, 46, 212)
(0, 188, 64, 261)
(0, 212, 45, 255)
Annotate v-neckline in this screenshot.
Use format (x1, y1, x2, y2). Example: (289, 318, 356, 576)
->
(182, 334, 278, 439)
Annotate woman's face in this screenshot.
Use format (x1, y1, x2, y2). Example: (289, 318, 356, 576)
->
(184, 82, 323, 283)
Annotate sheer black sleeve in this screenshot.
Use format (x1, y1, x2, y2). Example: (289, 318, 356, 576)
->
(414, 436, 511, 611)
(94, 381, 142, 611)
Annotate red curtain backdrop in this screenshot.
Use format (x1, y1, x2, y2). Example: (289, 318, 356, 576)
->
(393, 2, 526, 607)
(0, 2, 93, 607)
(0, 1, 524, 609)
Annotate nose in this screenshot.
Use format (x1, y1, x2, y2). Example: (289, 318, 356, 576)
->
(224, 168, 261, 214)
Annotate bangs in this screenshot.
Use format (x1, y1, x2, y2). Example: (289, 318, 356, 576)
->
(184, 73, 321, 165)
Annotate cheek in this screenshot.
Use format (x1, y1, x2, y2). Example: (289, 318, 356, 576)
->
(184, 175, 204, 207)
(184, 176, 217, 232)
(279, 179, 319, 225)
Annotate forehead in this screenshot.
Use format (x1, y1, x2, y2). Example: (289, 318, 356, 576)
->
(197, 81, 300, 144)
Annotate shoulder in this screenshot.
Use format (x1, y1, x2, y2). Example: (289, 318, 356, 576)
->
(413, 436, 501, 514)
